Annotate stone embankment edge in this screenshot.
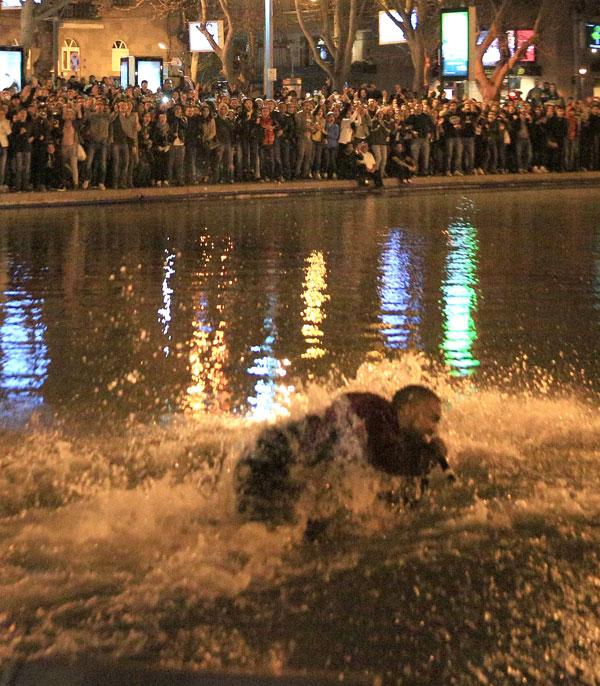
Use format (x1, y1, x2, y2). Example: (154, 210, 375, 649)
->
(1, 172, 599, 211)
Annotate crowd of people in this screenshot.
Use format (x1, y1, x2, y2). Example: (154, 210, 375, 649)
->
(1, 75, 599, 193)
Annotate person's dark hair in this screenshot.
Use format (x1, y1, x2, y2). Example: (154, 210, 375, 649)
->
(392, 385, 440, 411)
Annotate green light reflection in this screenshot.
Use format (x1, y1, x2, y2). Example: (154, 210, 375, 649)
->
(441, 220, 481, 376)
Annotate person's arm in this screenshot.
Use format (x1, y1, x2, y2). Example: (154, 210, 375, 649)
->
(425, 437, 456, 482)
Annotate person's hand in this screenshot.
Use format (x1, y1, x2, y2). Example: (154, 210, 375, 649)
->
(429, 436, 448, 459)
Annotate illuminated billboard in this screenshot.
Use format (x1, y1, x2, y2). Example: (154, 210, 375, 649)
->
(1, 0, 40, 8)
(378, 10, 417, 45)
(441, 10, 469, 78)
(507, 30, 536, 63)
(477, 31, 501, 68)
(586, 23, 600, 53)
(136, 58, 163, 92)
(478, 29, 536, 68)
(0, 46, 24, 91)
(189, 21, 223, 53)
(120, 57, 129, 87)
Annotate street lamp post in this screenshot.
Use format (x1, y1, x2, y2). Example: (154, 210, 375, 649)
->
(263, 0, 273, 98)
(578, 67, 588, 100)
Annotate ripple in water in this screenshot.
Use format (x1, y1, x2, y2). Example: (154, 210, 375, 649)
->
(0, 355, 599, 684)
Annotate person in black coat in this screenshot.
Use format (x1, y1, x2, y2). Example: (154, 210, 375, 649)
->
(235, 384, 455, 528)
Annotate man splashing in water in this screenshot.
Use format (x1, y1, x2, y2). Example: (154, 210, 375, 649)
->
(235, 384, 455, 528)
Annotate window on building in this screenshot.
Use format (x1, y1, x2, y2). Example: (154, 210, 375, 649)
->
(61, 38, 80, 74)
(111, 39, 128, 73)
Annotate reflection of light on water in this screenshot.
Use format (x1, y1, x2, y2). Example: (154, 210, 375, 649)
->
(247, 297, 294, 421)
(0, 289, 49, 408)
(186, 238, 232, 414)
(441, 220, 480, 376)
(157, 250, 175, 356)
(301, 251, 330, 360)
(594, 231, 600, 312)
(187, 307, 229, 414)
(378, 229, 422, 349)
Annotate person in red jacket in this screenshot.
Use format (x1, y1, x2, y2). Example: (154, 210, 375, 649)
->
(235, 384, 455, 528)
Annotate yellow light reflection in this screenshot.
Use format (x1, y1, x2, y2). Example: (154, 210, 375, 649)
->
(301, 250, 330, 360)
(186, 315, 229, 414)
(185, 238, 233, 414)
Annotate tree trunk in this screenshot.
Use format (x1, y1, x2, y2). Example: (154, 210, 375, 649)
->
(20, 0, 35, 69)
(190, 52, 199, 83)
(474, 59, 506, 101)
(332, 57, 352, 92)
(409, 41, 425, 95)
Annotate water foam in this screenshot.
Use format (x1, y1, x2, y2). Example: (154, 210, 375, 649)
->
(1, 355, 599, 681)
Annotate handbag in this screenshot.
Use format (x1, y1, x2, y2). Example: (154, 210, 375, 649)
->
(77, 144, 87, 162)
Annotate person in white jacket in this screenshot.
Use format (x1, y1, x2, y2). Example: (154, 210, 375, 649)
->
(0, 105, 12, 191)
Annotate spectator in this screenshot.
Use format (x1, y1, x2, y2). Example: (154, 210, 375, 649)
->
(168, 103, 187, 186)
(10, 108, 34, 192)
(213, 102, 234, 184)
(405, 103, 434, 176)
(354, 140, 382, 188)
(82, 98, 110, 190)
(0, 105, 11, 191)
(0, 75, 597, 193)
(110, 100, 137, 189)
(323, 111, 339, 180)
(389, 141, 416, 184)
(151, 111, 172, 187)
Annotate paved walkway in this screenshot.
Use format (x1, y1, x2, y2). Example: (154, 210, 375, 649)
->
(1, 171, 599, 210)
(1, 658, 362, 685)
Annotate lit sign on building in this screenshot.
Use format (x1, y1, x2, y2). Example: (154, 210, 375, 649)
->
(136, 58, 163, 92)
(508, 30, 536, 63)
(477, 31, 502, 68)
(586, 23, 600, 53)
(1, 0, 40, 9)
(441, 10, 469, 78)
(477, 29, 536, 68)
(378, 10, 417, 45)
(0, 46, 24, 91)
(189, 21, 223, 53)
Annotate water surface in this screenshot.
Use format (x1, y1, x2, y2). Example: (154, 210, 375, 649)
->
(0, 188, 599, 684)
(0, 188, 598, 426)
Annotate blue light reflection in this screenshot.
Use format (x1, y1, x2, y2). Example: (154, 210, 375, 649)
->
(378, 229, 422, 350)
(0, 288, 49, 412)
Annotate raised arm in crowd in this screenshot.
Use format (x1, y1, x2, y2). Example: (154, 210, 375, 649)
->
(1, 75, 599, 193)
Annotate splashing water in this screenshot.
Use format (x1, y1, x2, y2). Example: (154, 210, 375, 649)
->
(0, 354, 599, 684)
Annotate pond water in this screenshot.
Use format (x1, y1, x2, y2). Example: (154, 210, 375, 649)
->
(0, 188, 599, 684)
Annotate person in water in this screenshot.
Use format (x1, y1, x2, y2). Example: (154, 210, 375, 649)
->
(235, 384, 455, 526)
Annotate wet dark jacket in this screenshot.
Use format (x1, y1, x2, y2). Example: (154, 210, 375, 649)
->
(236, 391, 451, 524)
(328, 392, 447, 477)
